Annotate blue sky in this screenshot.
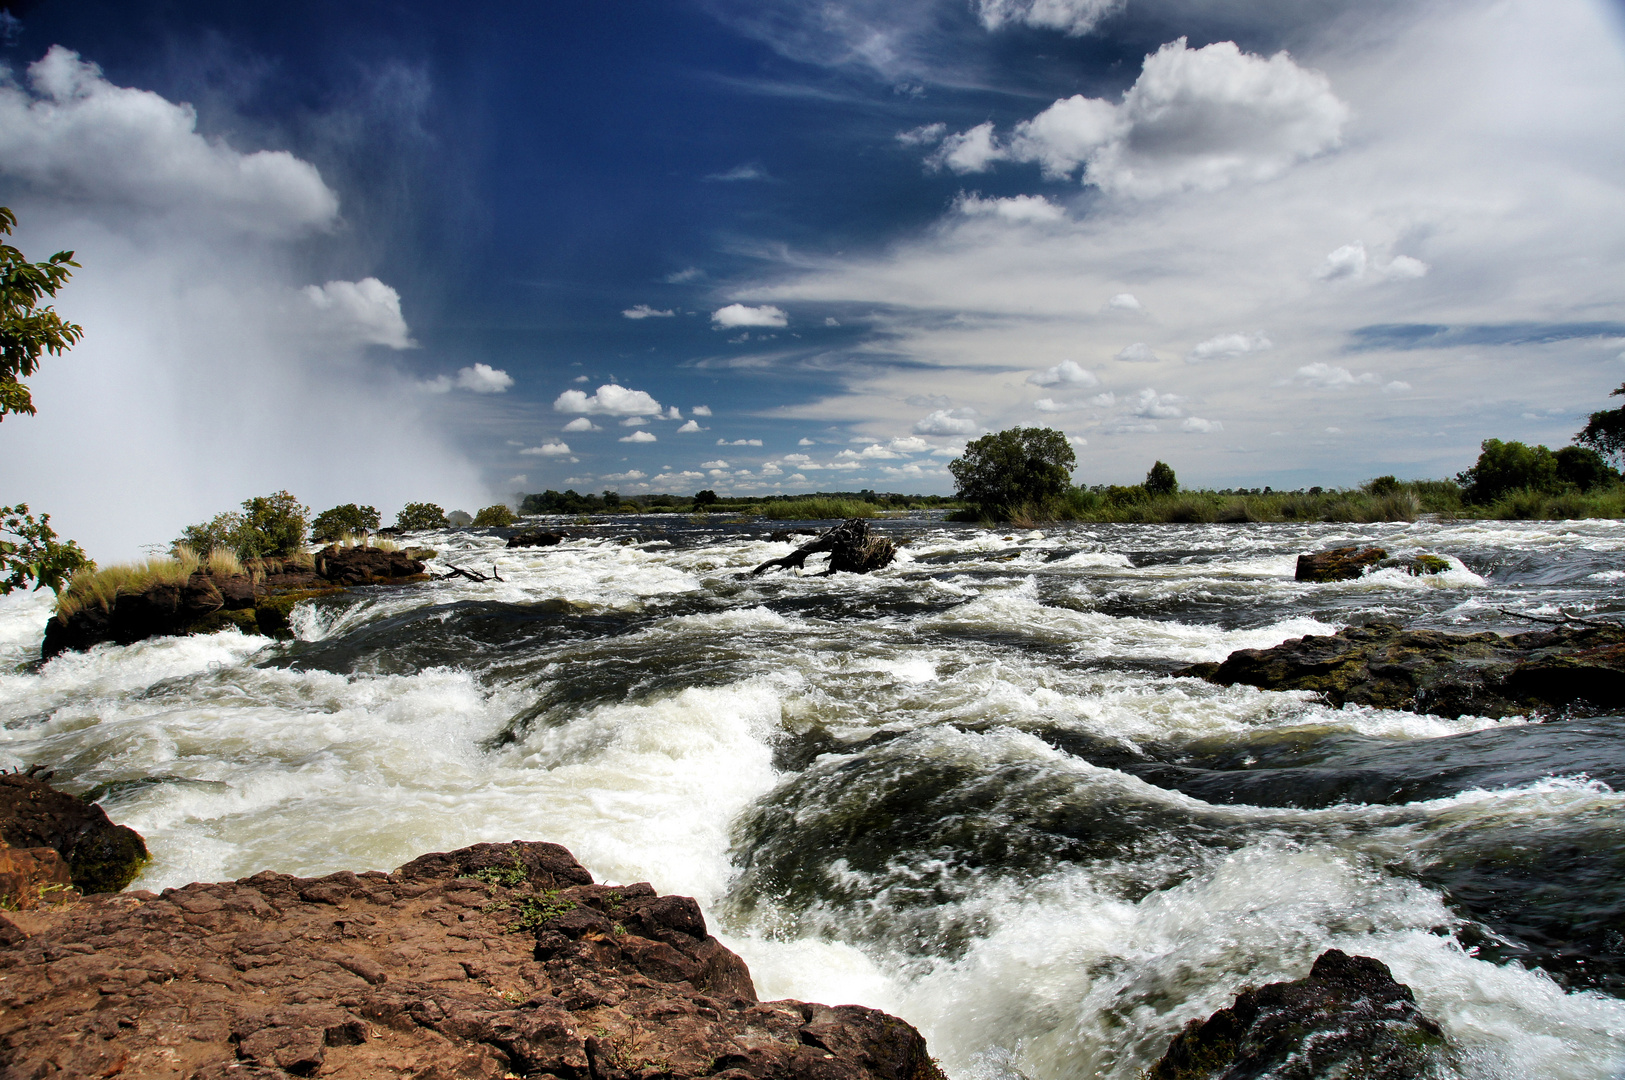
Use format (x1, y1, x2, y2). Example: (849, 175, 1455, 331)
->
(1, 0, 1624, 556)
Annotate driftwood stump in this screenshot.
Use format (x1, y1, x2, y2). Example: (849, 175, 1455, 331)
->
(751, 518, 897, 577)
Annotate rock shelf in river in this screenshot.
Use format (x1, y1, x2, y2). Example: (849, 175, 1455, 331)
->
(1182, 619, 1625, 718)
(40, 545, 431, 659)
(1148, 948, 1446, 1080)
(0, 839, 945, 1080)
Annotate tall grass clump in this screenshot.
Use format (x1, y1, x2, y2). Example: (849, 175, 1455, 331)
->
(56, 550, 199, 618)
(759, 498, 879, 520)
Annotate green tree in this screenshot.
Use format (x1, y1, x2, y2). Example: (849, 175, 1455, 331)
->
(237, 491, 310, 558)
(1, 207, 83, 420)
(395, 502, 449, 531)
(2, 504, 91, 596)
(949, 426, 1076, 519)
(692, 489, 718, 507)
(310, 503, 381, 542)
(1457, 439, 1559, 503)
(472, 504, 518, 527)
(175, 512, 244, 557)
(1577, 383, 1625, 465)
(1145, 461, 1178, 496)
(1, 207, 91, 595)
(1555, 445, 1614, 491)
(1364, 475, 1400, 496)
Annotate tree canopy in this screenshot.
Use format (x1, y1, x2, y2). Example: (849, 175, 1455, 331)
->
(395, 502, 449, 531)
(1457, 439, 1559, 502)
(1, 207, 83, 421)
(1144, 461, 1178, 496)
(472, 504, 518, 527)
(949, 427, 1076, 518)
(1577, 383, 1625, 464)
(310, 503, 381, 542)
(0, 206, 92, 595)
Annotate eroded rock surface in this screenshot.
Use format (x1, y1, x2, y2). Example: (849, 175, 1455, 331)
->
(0, 840, 944, 1080)
(1148, 949, 1447, 1080)
(1181, 619, 1625, 718)
(507, 530, 566, 549)
(0, 771, 148, 895)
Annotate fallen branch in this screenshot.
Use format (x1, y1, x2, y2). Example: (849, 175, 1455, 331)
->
(440, 563, 504, 583)
(750, 518, 896, 577)
(1495, 605, 1618, 627)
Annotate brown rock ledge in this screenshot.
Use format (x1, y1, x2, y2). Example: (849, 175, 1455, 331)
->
(0, 840, 944, 1080)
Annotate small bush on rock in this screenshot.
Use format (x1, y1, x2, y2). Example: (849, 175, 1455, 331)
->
(395, 502, 449, 531)
(473, 504, 518, 527)
(310, 503, 380, 542)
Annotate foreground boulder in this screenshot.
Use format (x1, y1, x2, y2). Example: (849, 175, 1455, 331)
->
(752, 519, 896, 577)
(0, 839, 944, 1080)
(42, 546, 430, 658)
(1181, 619, 1625, 718)
(1149, 949, 1446, 1080)
(0, 769, 148, 896)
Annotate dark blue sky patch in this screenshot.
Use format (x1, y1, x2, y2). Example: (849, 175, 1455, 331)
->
(1348, 323, 1625, 352)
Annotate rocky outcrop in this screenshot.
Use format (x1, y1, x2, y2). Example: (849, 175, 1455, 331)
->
(1181, 619, 1625, 718)
(1148, 949, 1446, 1080)
(507, 530, 566, 549)
(42, 546, 431, 658)
(0, 769, 148, 895)
(0, 839, 944, 1080)
(752, 519, 896, 577)
(1295, 546, 1386, 582)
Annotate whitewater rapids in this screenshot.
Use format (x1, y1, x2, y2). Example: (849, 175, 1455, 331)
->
(3, 517, 1623, 1078)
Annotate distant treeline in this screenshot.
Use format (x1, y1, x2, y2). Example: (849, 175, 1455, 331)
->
(518, 488, 961, 518)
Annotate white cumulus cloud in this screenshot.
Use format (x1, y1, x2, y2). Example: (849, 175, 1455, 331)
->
(563, 417, 600, 432)
(676, 419, 705, 433)
(521, 442, 572, 456)
(955, 192, 1065, 224)
(454, 363, 514, 393)
(1295, 362, 1381, 389)
(0, 46, 338, 235)
(1116, 342, 1159, 362)
(913, 408, 980, 435)
(975, 0, 1122, 35)
(1187, 332, 1271, 363)
(622, 304, 674, 318)
(301, 278, 414, 349)
(897, 122, 947, 147)
(619, 430, 657, 443)
(1107, 293, 1144, 311)
(692, 405, 712, 416)
(712, 303, 787, 328)
(1134, 388, 1184, 418)
(929, 38, 1348, 197)
(1315, 241, 1432, 283)
(554, 383, 663, 415)
(1027, 359, 1099, 386)
(1181, 417, 1223, 433)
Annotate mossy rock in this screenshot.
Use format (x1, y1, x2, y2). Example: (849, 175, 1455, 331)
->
(68, 823, 150, 895)
(1410, 554, 1451, 575)
(255, 588, 343, 637)
(186, 607, 260, 635)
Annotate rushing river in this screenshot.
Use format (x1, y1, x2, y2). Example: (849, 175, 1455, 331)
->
(3, 517, 1625, 1078)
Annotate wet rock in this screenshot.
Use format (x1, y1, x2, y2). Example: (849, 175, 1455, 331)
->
(0, 771, 148, 895)
(1295, 545, 1387, 582)
(751, 518, 897, 577)
(0, 839, 943, 1080)
(507, 529, 565, 548)
(313, 544, 428, 585)
(1180, 619, 1625, 718)
(1148, 949, 1446, 1080)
